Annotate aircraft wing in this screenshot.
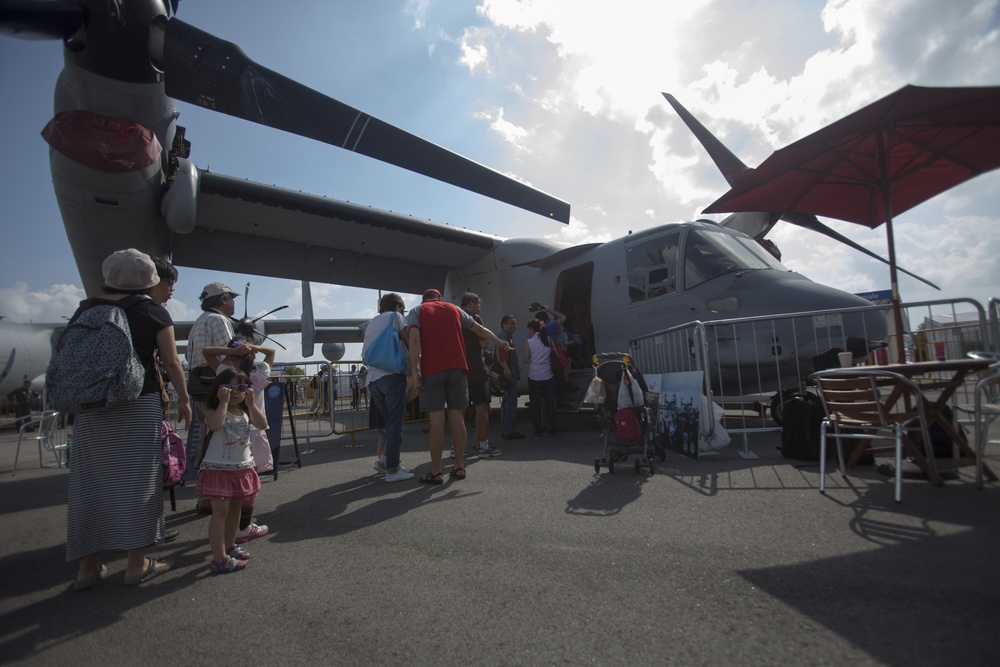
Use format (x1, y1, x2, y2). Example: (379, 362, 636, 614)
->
(170, 170, 500, 295)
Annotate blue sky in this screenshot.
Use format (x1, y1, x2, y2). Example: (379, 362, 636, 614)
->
(1, 0, 998, 362)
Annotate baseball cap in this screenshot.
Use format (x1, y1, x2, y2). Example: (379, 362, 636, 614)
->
(422, 289, 442, 302)
(200, 282, 239, 301)
(102, 248, 159, 291)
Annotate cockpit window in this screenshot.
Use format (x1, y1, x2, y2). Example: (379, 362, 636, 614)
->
(625, 232, 681, 304)
(684, 229, 784, 289)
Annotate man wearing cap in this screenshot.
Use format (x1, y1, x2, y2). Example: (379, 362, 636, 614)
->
(186, 281, 239, 377)
(406, 289, 509, 484)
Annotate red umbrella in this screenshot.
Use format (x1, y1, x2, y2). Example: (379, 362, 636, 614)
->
(703, 85, 1000, 360)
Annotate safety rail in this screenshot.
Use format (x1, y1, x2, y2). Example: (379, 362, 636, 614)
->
(629, 297, 991, 459)
(270, 360, 424, 449)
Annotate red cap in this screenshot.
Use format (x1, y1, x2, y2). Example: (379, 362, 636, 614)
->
(422, 289, 442, 302)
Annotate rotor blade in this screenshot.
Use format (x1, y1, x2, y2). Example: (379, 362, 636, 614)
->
(780, 211, 940, 290)
(253, 305, 290, 324)
(260, 332, 287, 351)
(662, 93, 752, 187)
(157, 18, 569, 223)
(244, 282, 249, 319)
(0, 0, 85, 40)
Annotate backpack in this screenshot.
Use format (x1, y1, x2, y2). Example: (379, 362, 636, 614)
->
(779, 394, 829, 461)
(365, 315, 406, 373)
(161, 420, 187, 487)
(909, 404, 965, 460)
(47, 296, 147, 414)
(485, 348, 510, 396)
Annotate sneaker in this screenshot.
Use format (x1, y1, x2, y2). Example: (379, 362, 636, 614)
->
(385, 468, 415, 483)
(235, 522, 269, 544)
(373, 460, 387, 474)
(479, 446, 502, 458)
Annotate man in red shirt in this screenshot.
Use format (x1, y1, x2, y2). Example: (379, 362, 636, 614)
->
(407, 289, 509, 483)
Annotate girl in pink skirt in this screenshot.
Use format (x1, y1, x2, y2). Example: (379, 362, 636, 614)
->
(196, 368, 268, 574)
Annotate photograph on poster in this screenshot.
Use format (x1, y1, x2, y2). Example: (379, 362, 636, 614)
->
(645, 371, 703, 460)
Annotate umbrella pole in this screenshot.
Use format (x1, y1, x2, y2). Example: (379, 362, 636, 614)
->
(883, 192, 907, 363)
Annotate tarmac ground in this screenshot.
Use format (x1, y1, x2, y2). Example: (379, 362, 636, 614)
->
(1, 406, 998, 666)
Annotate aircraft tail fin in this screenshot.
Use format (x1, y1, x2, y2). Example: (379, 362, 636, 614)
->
(301, 281, 315, 358)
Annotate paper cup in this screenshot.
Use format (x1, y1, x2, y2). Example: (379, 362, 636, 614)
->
(838, 351, 853, 367)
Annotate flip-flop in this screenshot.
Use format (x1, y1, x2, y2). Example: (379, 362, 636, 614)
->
(449, 467, 466, 480)
(419, 472, 444, 485)
(74, 563, 108, 591)
(124, 557, 171, 586)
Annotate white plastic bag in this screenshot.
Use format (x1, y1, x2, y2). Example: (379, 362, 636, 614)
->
(582, 377, 606, 404)
(616, 369, 645, 408)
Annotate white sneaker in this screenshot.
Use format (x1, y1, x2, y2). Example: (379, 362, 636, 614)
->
(373, 460, 387, 474)
(235, 522, 269, 543)
(479, 446, 502, 458)
(385, 468, 415, 482)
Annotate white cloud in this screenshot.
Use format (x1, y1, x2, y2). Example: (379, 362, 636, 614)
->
(0, 282, 85, 323)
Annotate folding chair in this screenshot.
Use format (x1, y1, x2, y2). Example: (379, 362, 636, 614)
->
(952, 353, 1000, 489)
(12, 410, 63, 475)
(810, 369, 933, 503)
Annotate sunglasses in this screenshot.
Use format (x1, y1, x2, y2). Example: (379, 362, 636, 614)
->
(221, 384, 249, 392)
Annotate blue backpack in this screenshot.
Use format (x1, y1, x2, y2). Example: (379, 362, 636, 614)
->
(47, 296, 147, 414)
(365, 314, 406, 374)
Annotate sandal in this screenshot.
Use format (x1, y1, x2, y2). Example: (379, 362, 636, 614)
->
(74, 563, 108, 591)
(419, 472, 444, 485)
(210, 556, 248, 574)
(449, 467, 466, 480)
(226, 545, 251, 561)
(124, 558, 171, 586)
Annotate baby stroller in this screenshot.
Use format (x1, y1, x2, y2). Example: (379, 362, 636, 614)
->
(588, 353, 663, 474)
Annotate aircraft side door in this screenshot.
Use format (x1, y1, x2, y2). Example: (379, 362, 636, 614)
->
(554, 263, 594, 366)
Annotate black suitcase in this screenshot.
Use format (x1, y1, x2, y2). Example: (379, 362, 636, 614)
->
(779, 394, 828, 461)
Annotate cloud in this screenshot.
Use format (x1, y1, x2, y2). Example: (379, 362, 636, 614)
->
(0, 282, 85, 323)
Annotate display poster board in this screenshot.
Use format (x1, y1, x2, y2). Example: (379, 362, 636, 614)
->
(645, 371, 703, 460)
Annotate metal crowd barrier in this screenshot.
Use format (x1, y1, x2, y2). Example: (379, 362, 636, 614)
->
(629, 297, 993, 459)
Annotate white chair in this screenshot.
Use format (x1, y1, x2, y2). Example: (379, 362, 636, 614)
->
(953, 353, 1000, 489)
(811, 369, 933, 503)
(12, 410, 63, 475)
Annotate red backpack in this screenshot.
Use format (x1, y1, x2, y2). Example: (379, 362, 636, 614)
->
(162, 420, 187, 487)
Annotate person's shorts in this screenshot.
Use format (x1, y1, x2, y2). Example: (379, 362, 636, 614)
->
(419, 368, 469, 412)
(467, 377, 490, 406)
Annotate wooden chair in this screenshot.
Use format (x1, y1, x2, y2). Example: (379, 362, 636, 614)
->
(12, 410, 63, 475)
(810, 369, 933, 503)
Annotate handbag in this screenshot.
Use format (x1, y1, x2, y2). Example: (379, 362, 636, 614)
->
(248, 428, 274, 472)
(186, 364, 216, 401)
(365, 317, 406, 374)
(549, 342, 565, 375)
